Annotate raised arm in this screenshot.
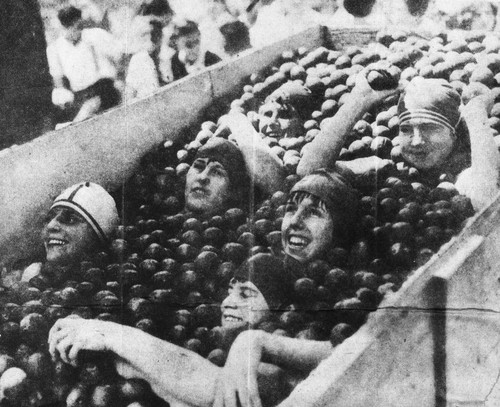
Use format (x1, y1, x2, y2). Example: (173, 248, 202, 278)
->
(455, 92, 500, 210)
(216, 111, 286, 195)
(214, 330, 332, 407)
(297, 72, 399, 177)
(49, 317, 218, 407)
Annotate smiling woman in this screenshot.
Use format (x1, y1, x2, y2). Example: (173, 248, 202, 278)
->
(21, 182, 119, 283)
(222, 253, 291, 331)
(257, 81, 312, 140)
(282, 170, 359, 264)
(48, 253, 292, 407)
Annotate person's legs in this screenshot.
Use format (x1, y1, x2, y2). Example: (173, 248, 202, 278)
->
(73, 95, 102, 122)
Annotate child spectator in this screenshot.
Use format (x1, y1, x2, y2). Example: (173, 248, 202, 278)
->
(47, 6, 122, 125)
(169, 18, 222, 80)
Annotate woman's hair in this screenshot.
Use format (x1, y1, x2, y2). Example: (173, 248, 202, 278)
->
(194, 138, 251, 211)
(287, 191, 329, 213)
(289, 170, 359, 248)
(169, 18, 200, 50)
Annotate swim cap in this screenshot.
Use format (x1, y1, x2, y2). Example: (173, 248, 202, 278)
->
(51, 182, 119, 243)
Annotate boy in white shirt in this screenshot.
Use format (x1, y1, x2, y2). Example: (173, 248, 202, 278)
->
(47, 6, 122, 124)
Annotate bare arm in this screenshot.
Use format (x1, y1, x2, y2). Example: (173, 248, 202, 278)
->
(49, 317, 218, 407)
(455, 92, 500, 210)
(214, 330, 332, 407)
(297, 72, 399, 177)
(217, 111, 286, 195)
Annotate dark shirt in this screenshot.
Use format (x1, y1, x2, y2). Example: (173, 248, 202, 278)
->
(171, 50, 222, 81)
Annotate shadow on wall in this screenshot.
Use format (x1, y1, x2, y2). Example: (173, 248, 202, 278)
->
(0, 0, 54, 150)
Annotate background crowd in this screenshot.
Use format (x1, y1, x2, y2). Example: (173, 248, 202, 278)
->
(37, 0, 500, 127)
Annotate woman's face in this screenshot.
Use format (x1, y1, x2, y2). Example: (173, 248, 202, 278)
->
(221, 278, 270, 330)
(185, 158, 232, 218)
(258, 101, 302, 139)
(399, 119, 455, 170)
(42, 207, 98, 266)
(281, 195, 335, 263)
(177, 31, 201, 64)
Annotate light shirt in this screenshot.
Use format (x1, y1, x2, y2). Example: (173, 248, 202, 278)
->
(126, 48, 175, 99)
(47, 28, 118, 92)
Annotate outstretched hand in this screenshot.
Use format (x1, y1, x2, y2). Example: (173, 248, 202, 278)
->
(350, 68, 402, 108)
(462, 89, 496, 118)
(214, 111, 257, 139)
(48, 317, 117, 367)
(213, 330, 264, 407)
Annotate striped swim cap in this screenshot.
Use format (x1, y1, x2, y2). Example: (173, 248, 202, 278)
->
(50, 182, 119, 243)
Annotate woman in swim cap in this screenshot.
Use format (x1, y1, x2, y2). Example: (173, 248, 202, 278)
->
(48, 253, 292, 407)
(21, 182, 119, 283)
(299, 71, 500, 210)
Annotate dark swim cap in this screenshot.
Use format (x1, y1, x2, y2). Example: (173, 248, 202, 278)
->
(234, 253, 291, 309)
(194, 137, 250, 205)
(290, 170, 359, 246)
(398, 77, 462, 133)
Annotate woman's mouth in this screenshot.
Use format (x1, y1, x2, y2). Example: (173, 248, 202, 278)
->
(46, 238, 68, 247)
(190, 186, 208, 196)
(223, 314, 243, 323)
(286, 234, 310, 249)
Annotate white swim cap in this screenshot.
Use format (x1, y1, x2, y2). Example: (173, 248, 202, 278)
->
(50, 182, 119, 243)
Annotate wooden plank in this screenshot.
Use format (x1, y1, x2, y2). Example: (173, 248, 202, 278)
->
(280, 194, 500, 406)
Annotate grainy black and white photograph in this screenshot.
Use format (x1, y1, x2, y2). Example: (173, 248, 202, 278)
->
(1, 0, 500, 406)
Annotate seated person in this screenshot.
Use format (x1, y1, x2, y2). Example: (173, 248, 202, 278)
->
(125, 20, 169, 99)
(47, 6, 122, 125)
(281, 170, 358, 265)
(298, 72, 500, 210)
(48, 253, 293, 407)
(169, 18, 222, 81)
(20, 182, 119, 284)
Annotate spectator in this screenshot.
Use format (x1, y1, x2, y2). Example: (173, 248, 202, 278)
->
(125, 20, 172, 99)
(47, 6, 122, 125)
(249, 0, 325, 49)
(169, 18, 222, 80)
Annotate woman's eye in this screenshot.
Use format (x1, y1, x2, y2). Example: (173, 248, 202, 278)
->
(193, 161, 205, 170)
(285, 203, 297, 213)
(400, 126, 412, 134)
